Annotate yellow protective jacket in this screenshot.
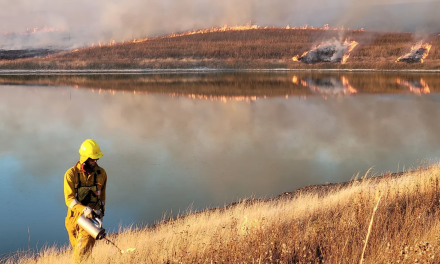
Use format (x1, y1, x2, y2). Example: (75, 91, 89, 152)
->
(64, 162, 107, 218)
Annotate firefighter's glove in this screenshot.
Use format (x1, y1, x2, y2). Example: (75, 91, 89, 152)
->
(94, 209, 104, 219)
(82, 207, 93, 219)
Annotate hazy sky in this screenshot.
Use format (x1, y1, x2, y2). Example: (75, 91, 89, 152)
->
(1, 0, 439, 48)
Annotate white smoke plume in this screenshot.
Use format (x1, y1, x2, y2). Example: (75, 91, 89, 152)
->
(293, 39, 358, 64)
(1, 0, 439, 49)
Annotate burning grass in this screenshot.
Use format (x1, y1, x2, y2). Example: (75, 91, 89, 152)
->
(292, 39, 358, 64)
(1, 28, 440, 70)
(397, 42, 433, 63)
(5, 165, 440, 263)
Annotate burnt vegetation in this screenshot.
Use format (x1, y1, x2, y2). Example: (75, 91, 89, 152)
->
(0, 29, 439, 69)
(397, 45, 431, 63)
(0, 49, 62, 60)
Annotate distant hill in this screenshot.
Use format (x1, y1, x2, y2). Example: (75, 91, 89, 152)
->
(0, 28, 439, 70)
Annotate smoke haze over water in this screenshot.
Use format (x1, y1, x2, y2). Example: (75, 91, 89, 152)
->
(1, 0, 439, 49)
(2, 73, 440, 253)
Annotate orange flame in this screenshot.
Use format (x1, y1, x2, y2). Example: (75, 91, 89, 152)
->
(341, 40, 359, 64)
(292, 39, 358, 64)
(84, 23, 359, 50)
(396, 41, 432, 63)
(17, 26, 63, 36)
(292, 50, 310, 62)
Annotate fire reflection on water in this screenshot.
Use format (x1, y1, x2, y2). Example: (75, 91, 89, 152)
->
(66, 74, 437, 101)
(292, 76, 298, 85)
(292, 75, 357, 99)
(169, 94, 258, 103)
(397, 78, 431, 95)
(74, 85, 260, 103)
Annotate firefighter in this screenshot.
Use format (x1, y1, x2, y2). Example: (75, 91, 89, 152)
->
(64, 139, 107, 263)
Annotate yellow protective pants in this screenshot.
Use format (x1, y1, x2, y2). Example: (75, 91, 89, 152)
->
(66, 216, 95, 264)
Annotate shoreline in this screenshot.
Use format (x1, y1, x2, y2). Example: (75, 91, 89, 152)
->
(1, 166, 433, 260)
(1, 68, 440, 75)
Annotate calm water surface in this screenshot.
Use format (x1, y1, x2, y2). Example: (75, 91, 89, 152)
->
(1, 72, 440, 254)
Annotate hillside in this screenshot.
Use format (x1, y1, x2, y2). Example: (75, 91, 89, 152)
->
(1, 28, 440, 70)
(5, 166, 440, 263)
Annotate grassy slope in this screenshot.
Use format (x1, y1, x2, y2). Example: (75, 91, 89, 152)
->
(1, 29, 440, 70)
(7, 166, 440, 263)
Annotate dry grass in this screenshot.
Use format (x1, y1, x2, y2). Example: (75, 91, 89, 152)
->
(1, 29, 440, 69)
(5, 166, 440, 263)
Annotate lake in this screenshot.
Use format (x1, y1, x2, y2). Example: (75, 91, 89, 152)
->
(1, 72, 440, 255)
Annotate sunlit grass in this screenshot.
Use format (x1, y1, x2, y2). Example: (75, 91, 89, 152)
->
(1, 28, 440, 69)
(5, 165, 440, 263)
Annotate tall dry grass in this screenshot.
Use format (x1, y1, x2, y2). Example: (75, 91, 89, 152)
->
(1, 28, 440, 69)
(4, 166, 440, 263)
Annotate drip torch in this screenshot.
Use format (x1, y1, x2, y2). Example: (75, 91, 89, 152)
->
(77, 212, 135, 254)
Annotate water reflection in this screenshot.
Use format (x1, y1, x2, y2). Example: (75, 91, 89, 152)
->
(1, 73, 440, 254)
(2, 72, 439, 99)
(396, 77, 431, 95)
(293, 76, 357, 97)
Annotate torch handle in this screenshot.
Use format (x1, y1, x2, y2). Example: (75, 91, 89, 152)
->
(94, 216, 103, 228)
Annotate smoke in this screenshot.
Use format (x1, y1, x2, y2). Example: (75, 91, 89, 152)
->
(1, 0, 439, 49)
(293, 39, 357, 64)
(397, 42, 432, 63)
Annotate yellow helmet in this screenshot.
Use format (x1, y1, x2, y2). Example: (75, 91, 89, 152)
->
(78, 139, 104, 160)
